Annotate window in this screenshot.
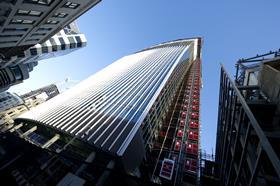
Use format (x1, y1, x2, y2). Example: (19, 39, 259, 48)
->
(30, 48, 38, 55)
(22, 20, 34, 24)
(3, 28, 28, 32)
(0, 41, 17, 44)
(68, 37, 76, 48)
(17, 9, 29, 15)
(49, 38, 57, 51)
(10, 19, 22, 24)
(37, 27, 52, 31)
(0, 34, 23, 38)
(31, 33, 46, 36)
(10, 66, 23, 81)
(41, 43, 48, 53)
(63, 2, 79, 9)
(53, 12, 68, 18)
(26, 39, 40, 42)
(23, 0, 54, 6)
(75, 36, 82, 47)
(10, 19, 34, 24)
(58, 38, 65, 50)
(17, 9, 42, 16)
(30, 10, 42, 16)
(46, 20, 58, 24)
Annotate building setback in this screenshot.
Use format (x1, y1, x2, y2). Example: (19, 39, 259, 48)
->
(14, 38, 202, 185)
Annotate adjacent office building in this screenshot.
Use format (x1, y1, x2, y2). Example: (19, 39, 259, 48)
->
(0, 84, 59, 132)
(215, 51, 280, 185)
(0, 0, 101, 59)
(0, 21, 87, 92)
(0, 91, 23, 112)
(0, 0, 101, 92)
(21, 83, 59, 100)
(13, 38, 202, 185)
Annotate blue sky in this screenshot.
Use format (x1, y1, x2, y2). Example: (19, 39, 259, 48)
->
(11, 1, 280, 154)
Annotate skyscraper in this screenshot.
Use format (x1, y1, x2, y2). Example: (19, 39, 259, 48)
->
(14, 38, 202, 185)
(0, 22, 87, 92)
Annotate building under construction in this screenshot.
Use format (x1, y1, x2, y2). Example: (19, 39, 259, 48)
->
(3, 38, 203, 185)
(214, 50, 280, 185)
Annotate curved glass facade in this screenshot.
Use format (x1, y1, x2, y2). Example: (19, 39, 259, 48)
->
(16, 38, 200, 162)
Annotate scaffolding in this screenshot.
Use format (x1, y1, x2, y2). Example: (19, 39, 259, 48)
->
(150, 59, 202, 185)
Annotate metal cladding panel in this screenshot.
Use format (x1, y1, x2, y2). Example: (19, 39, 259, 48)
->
(16, 39, 199, 158)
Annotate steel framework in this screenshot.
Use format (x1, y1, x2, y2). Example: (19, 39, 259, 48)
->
(215, 62, 280, 185)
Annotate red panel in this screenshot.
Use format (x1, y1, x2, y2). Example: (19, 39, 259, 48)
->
(185, 142, 198, 155)
(174, 140, 181, 151)
(181, 111, 187, 118)
(189, 121, 199, 129)
(192, 105, 199, 111)
(193, 90, 199, 95)
(192, 100, 199, 105)
(185, 158, 197, 172)
(188, 130, 199, 141)
(180, 119, 185, 126)
(177, 129, 183, 138)
(190, 112, 199, 119)
(192, 94, 199, 99)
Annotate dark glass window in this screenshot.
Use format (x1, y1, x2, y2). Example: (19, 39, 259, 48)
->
(0, 34, 23, 38)
(31, 33, 46, 36)
(49, 38, 57, 51)
(75, 36, 82, 47)
(10, 66, 23, 81)
(41, 43, 48, 53)
(37, 27, 52, 31)
(26, 39, 40, 42)
(68, 37, 76, 48)
(59, 38, 65, 50)
(30, 48, 38, 55)
(3, 28, 28, 32)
